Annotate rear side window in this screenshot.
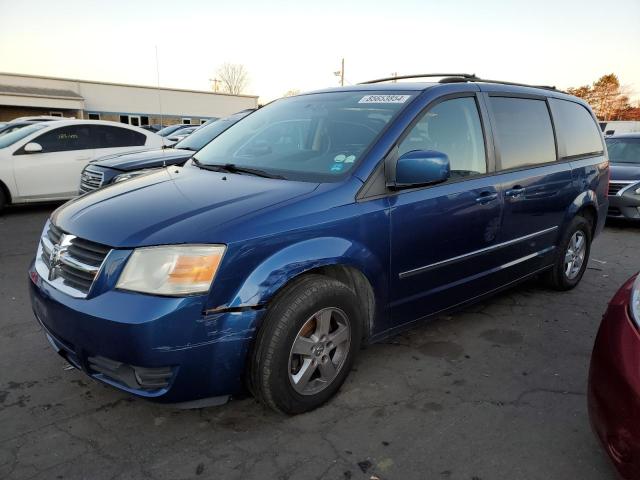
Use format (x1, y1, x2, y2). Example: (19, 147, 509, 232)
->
(549, 99, 603, 158)
(398, 97, 487, 178)
(32, 125, 95, 152)
(93, 126, 147, 148)
(490, 97, 556, 170)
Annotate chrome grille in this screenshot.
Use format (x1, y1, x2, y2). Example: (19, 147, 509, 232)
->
(608, 181, 634, 196)
(79, 167, 104, 194)
(36, 222, 111, 298)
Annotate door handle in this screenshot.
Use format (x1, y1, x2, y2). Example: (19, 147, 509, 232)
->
(505, 186, 526, 198)
(475, 191, 498, 204)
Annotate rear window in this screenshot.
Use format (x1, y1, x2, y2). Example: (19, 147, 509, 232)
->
(549, 99, 603, 158)
(94, 125, 147, 148)
(490, 97, 556, 170)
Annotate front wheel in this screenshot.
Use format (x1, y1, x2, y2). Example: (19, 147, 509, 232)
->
(545, 216, 592, 291)
(248, 274, 363, 414)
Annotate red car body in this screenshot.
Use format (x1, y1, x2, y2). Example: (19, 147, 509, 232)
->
(588, 273, 640, 479)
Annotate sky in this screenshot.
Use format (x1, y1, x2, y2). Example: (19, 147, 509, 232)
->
(1, 0, 639, 104)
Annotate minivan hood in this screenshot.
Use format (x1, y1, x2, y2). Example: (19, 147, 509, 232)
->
(610, 163, 640, 182)
(91, 148, 193, 171)
(53, 166, 319, 247)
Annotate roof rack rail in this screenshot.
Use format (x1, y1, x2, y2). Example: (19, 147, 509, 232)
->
(460, 77, 557, 91)
(359, 73, 558, 92)
(359, 73, 476, 84)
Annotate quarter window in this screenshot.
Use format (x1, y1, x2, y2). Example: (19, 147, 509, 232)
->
(490, 97, 556, 170)
(93, 125, 147, 148)
(32, 125, 94, 152)
(549, 99, 603, 158)
(398, 97, 487, 178)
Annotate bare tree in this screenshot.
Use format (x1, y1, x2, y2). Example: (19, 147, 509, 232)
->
(216, 63, 249, 95)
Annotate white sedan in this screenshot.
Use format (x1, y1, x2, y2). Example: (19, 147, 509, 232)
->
(0, 120, 167, 209)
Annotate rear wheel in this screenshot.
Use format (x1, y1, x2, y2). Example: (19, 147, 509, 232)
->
(249, 274, 362, 414)
(545, 216, 592, 290)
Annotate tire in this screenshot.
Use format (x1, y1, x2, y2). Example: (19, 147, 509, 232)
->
(545, 215, 592, 291)
(0, 188, 6, 212)
(249, 274, 363, 414)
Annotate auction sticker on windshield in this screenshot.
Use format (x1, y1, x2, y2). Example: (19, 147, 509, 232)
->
(359, 94, 411, 104)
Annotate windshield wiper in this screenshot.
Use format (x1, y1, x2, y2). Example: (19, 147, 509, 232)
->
(192, 160, 284, 179)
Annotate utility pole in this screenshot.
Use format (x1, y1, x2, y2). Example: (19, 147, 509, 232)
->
(155, 46, 164, 127)
(334, 58, 344, 86)
(391, 72, 398, 83)
(209, 78, 221, 92)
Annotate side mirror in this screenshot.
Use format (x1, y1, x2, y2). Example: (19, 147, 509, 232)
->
(23, 142, 43, 153)
(388, 150, 450, 189)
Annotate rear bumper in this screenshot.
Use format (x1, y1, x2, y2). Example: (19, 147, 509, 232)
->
(29, 261, 265, 403)
(588, 275, 640, 479)
(607, 193, 640, 220)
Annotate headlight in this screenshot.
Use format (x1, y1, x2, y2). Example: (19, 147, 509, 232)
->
(116, 245, 225, 296)
(113, 170, 155, 183)
(631, 274, 640, 326)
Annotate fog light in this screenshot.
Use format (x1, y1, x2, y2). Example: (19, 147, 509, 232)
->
(88, 355, 172, 391)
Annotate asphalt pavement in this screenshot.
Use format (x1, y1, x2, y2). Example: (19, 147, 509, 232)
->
(2, 203, 638, 480)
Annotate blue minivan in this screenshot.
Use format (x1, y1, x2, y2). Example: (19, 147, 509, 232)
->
(29, 74, 609, 414)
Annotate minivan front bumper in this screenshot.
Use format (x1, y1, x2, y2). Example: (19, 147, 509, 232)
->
(28, 262, 265, 404)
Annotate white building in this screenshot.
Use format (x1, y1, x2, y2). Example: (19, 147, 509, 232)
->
(0, 72, 258, 126)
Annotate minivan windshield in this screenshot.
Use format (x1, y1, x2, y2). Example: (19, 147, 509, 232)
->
(0, 123, 47, 149)
(175, 110, 253, 151)
(193, 91, 414, 182)
(606, 137, 640, 164)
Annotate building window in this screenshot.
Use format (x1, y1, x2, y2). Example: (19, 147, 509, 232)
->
(182, 118, 191, 124)
(118, 114, 146, 127)
(88, 113, 100, 120)
(200, 119, 207, 125)
(49, 111, 63, 117)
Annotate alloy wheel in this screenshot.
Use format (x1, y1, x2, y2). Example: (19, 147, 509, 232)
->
(288, 307, 351, 396)
(564, 230, 587, 280)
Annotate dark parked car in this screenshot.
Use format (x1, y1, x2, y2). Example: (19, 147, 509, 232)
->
(589, 272, 640, 479)
(140, 124, 165, 133)
(605, 133, 640, 220)
(155, 123, 199, 138)
(79, 110, 254, 193)
(30, 74, 608, 414)
(166, 126, 198, 143)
